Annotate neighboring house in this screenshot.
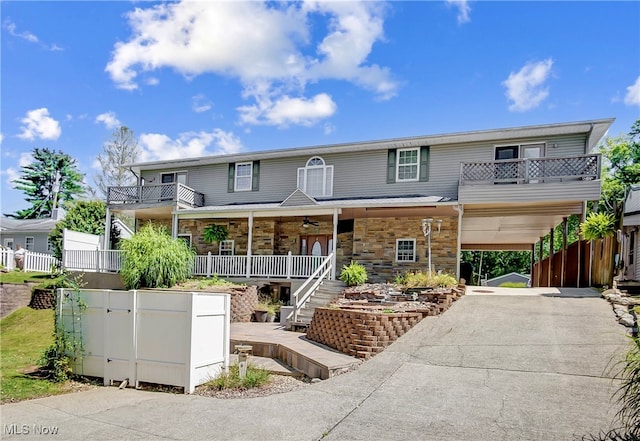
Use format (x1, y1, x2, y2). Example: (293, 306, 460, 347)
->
(620, 184, 640, 282)
(106, 118, 613, 284)
(482, 272, 531, 287)
(0, 209, 65, 254)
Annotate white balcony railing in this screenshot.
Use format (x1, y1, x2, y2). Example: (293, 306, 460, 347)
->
(107, 183, 205, 207)
(459, 154, 601, 185)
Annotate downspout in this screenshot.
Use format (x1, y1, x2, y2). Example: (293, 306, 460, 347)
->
(453, 204, 463, 281)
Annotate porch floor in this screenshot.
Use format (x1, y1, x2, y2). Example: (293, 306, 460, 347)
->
(230, 322, 361, 380)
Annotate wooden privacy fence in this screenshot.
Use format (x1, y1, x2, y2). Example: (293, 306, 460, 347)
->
(532, 236, 615, 288)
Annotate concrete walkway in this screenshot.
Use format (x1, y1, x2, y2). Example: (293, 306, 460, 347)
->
(1, 288, 630, 440)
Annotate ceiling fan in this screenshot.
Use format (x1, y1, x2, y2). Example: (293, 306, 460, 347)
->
(302, 216, 319, 228)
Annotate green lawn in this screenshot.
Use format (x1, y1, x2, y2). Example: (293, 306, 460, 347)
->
(0, 271, 56, 284)
(0, 307, 68, 403)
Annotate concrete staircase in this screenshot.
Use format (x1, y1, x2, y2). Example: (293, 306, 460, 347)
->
(293, 279, 345, 328)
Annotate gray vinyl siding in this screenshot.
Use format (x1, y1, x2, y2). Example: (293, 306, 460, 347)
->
(459, 180, 601, 204)
(0, 232, 51, 254)
(139, 133, 589, 204)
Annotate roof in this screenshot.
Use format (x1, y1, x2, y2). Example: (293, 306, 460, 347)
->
(624, 185, 640, 216)
(0, 217, 59, 234)
(178, 194, 451, 218)
(129, 118, 615, 172)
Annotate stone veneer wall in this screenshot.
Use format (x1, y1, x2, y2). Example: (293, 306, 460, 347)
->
(351, 216, 458, 283)
(177, 215, 458, 283)
(307, 308, 423, 359)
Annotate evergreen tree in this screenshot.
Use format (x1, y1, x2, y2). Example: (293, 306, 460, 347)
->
(8, 148, 85, 219)
(93, 126, 139, 198)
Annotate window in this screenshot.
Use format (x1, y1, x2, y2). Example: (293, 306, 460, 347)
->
(228, 161, 260, 193)
(161, 172, 187, 185)
(396, 239, 416, 262)
(219, 240, 234, 256)
(397, 148, 419, 182)
(4, 238, 14, 250)
(387, 147, 429, 184)
(177, 234, 192, 247)
(297, 156, 333, 197)
(25, 237, 35, 251)
(234, 162, 253, 192)
(47, 240, 52, 252)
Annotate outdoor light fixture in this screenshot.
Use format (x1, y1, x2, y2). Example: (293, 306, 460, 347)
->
(421, 218, 442, 275)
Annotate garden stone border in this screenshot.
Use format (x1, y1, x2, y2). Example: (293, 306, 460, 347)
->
(602, 288, 639, 333)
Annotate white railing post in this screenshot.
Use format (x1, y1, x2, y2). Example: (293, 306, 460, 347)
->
(286, 251, 292, 279)
(96, 247, 100, 273)
(207, 252, 212, 278)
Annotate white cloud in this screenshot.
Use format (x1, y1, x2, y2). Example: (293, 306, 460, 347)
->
(238, 93, 337, 127)
(446, 0, 471, 24)
(1, 167, 20, 188)
(95, 111, 122, 129)
(0, 133, 3, 145)
(624, 76, 640, 106)
(192, 94, 213, 113)
(106, 1, 396, 126)
(17, 108, 62, 140)
(3, 19, 62, 51)
(502, 59, 553, 112)
(138, 129, 243, 162)
(19, 152, 33, 167)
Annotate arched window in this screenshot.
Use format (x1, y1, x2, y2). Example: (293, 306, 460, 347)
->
(297, 156, 333, 197)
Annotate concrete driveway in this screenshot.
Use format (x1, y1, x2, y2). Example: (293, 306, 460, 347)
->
(1, 287, 629, 440)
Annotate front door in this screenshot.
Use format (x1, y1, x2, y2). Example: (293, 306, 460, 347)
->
(522, 144, 543, 183)
(300, 235, 331, 256)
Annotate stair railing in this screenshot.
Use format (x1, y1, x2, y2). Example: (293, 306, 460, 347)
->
(289, 253, 334, 325)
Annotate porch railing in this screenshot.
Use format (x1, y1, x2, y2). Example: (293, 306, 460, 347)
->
(107, 183, 205, 207)
(459, 154, 601, 185)
(63, 249, 123, 273)
(1, 249, 58, 274)
(59, 249, 325, 279)
(289, 253, 334, 324)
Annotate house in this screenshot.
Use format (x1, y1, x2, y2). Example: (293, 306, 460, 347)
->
(482, 272, 531, 287)
(620, 184, 640, 283)
(0, 209, 65, 254)
(105, 118, 613, 287)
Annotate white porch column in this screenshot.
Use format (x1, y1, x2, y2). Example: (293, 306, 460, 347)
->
(171, 213, 178, 239)
(454, 204, 463, 281)
(331, 208, 338, 280)
(104, 207, 111, 250)
(246, 212, 254, 278)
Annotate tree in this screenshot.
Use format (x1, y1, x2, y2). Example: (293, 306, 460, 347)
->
(93, 126, 139, 198)
(461, 250, 532, 283)
(48, 200, 120, 259)
(598, 119, 640, 221)
(9, 148, 85, 219)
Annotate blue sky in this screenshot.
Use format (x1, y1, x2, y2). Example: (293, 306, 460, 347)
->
(1, 1, 639, 214)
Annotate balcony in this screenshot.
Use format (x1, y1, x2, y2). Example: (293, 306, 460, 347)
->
(458, 154, 602, 204)
(107, 183, 205, 208)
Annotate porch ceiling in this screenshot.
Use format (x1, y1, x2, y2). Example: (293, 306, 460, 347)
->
(461, 202, 584, 250)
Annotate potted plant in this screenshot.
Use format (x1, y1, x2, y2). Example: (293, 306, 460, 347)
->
(254, 302, 270, 322)
(203, 224, 229, 247)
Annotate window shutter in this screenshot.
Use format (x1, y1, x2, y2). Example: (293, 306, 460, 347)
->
(252, 161, 260, 191)
(387, 149, 396, 183)
(297, 168, 305, 190)
(325, 165, 334, 196)
(227, 163, 235, 193)
(419, 146, 430, 182)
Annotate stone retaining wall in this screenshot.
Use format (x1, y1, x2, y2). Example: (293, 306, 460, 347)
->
(306, 308, 423, 359)
(0, 282, 39, 318)
(230, 285, 259, 322)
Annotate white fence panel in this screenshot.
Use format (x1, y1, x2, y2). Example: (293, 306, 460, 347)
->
(63, 229, 101, 251)
(1, 249, 15, 271)
(58, 288, 230, 393)
(24, 251, 58, 273)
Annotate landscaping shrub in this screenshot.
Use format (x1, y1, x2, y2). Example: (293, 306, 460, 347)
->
(339, 261, 368, 286)
(120, 223, 195, 289)
(206, 363, 271, 390)
(400, 270, 458, 288)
